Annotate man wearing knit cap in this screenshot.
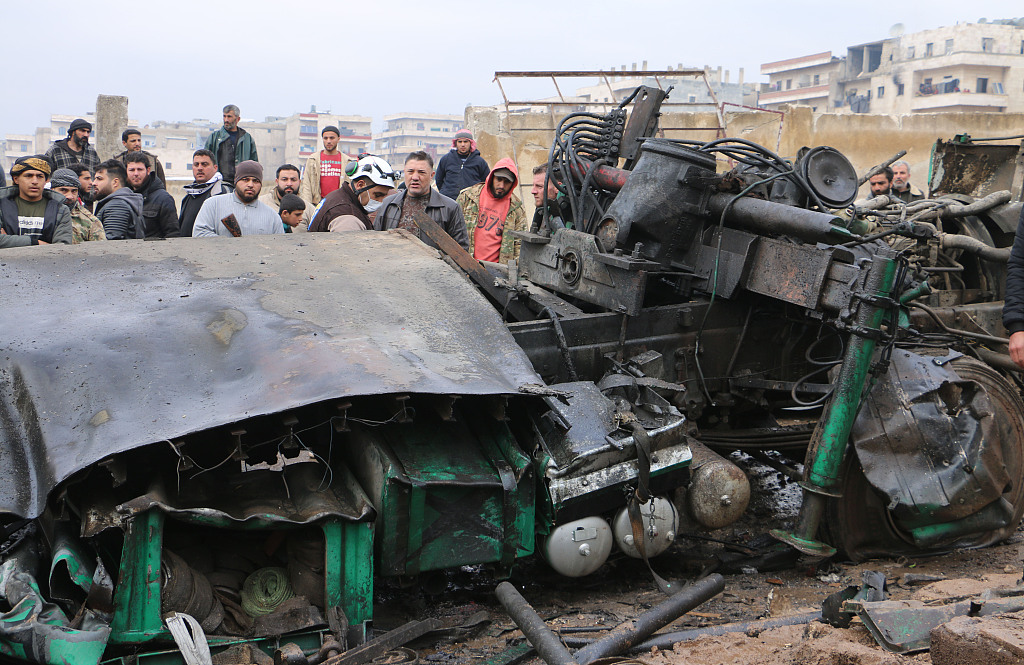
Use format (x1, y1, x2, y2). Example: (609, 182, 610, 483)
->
(435, 129, 489, 199)
(456, 159, 526, 264)
(44, 118, 101, 171)
(0, 156, 73, 247)
(300, 125, 350, 208)
(50, 168, 106, 243)
(192, 160, 284, 237)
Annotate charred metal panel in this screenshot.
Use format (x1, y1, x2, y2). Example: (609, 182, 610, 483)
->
(0, 234, 543, 520)
(929, 139, 1022, 198)
(743, 238, 834, 308)
(517, 228, 650, 315)
(851, 349, 1011, 531)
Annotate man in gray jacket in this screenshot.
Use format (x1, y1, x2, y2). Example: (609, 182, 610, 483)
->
(192, 161, 283, 237)
(93, 160, 144, 240)
(374, 151, 469, 251)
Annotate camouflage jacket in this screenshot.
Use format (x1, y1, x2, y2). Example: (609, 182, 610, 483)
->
(71, 203, 106, 243)
(456, 183, 526, 264)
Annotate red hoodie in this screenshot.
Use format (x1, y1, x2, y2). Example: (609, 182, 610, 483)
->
(472, 158, 519, 262)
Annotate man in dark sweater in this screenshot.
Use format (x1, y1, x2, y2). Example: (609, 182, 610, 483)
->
(179, 149, 232, 237)
(434, 129, 489, 199)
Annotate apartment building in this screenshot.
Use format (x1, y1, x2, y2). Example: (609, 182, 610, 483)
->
(373, 113, 464, 167)
(760, 20, 1024, 115)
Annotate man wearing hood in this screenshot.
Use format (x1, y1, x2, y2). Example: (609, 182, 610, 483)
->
(93, 160, 144, 240)
(456, 159, 525, 263)
(127, 152, 179, 238)
(179, 149, 232, 238)
(435, 129, 489, 200)
(50, 168, 105, 243)
(0, 156, 73, 247)
(308, 156, 397, 232)
(45, 118, 101, 171)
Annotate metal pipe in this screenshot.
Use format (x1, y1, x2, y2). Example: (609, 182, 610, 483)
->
(630, 611, 822, 651)
(573, 574, 725, 665)
(707, 194, 853, 243)
(495, 582, 577, 665)
(940, 233, 1010, 263)
(772, 249, 899, 557)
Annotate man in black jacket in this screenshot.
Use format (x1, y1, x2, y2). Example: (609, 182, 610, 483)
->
(1005, 205, 1024, 367)
(93, 160, 144, 240)
(0, 156, 73, 247)
(113, 129, 166, 185)
(375, 151, 469, 251)
(178, 149, 232, 237)
(434, 129, 489, 199)
(126, 152, 179, 237)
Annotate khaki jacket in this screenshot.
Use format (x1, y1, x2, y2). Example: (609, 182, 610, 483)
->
(259, 187, 311, 232)
(456, 183, 527, 264)
(300, 152, 351, 206)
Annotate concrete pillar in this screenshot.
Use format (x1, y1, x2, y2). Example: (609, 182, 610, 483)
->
(725, 69, 730, 84)
(95, 94, 129, 162)
(642, 60, 648, 71)
(631, 62, 637, 71)
(717, 66, 723, 83)
(739, 67, 745, 86)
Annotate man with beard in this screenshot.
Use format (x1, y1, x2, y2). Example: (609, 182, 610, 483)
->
(375, 151, 469, 250)
(456, 159, 525, 263)
(0, 156, 73, 247)
(308, 155, 397, 232)
(204, 104, 259, 185)
(93, 160, 144, 240)
(45, 118, 101, 171)
(126, 152, 179, 238)
(891, 161, 925, 203)
(69, 163, 96, 212)
(300, 126, 349, 208)
(113, 129, 166, 185)
(434, 129, 488, 199)
(530, 164, 572, 232)
(50, 168, 105, 243)
(259, 164, 309, 231)
(179, 149, 232, 237)
(192, 161, 283, 237)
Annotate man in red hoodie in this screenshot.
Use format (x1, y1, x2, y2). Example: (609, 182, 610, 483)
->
(455, 158, 526, 264)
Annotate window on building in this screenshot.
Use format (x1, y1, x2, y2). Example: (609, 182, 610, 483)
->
(165, 162, 172, 170)
(786, 79, 792, 90)
(417, 140, 422, 146)
(923, 77, 932, 85)
(187, 163, 193, 171)
(897, 83, 905, 96)
(925, 42, 933, 57)
(1021, 40, 1024, 54)
(982, 37, 994, 52)
(945, 39, 954, 54)
(688, 95, 696, 103)
(877, 86, 885, 98)
(416, 123, 425, 130)
(20, 144, 28, 152)
(907, 46, 915, 59)
(866, 89, 872, 100)
(977, 77, 988, 94)
(813, 74, 820, 85)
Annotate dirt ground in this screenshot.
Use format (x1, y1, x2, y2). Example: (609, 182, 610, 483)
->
(371, 459, 1024, 665)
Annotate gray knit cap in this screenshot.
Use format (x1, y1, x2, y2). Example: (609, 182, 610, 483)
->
(50, 168, 81, 189)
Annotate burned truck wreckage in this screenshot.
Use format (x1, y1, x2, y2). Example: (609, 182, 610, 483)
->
(3, 87, 1024, 664)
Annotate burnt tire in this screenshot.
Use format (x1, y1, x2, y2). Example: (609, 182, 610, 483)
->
(824, 356, 1024, 561)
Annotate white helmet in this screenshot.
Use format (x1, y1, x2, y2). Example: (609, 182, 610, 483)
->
(348, 156, 398, 189)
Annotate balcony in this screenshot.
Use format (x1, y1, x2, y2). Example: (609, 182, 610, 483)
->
(911, 91, 1008, 112)
(760, 84, 830, 105)
(904, 51, 1016, 72)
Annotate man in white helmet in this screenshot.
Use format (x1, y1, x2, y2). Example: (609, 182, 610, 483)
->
(307, 155, 398, 232)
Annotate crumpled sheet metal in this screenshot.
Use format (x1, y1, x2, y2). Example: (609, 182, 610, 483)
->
(0, 233, 543, 520)
(851, 349, 1009, 529)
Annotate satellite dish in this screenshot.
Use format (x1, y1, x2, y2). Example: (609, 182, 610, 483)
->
(889, 23, 906, 37)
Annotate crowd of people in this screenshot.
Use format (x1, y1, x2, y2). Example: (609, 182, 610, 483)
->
(1, 105, 562, 262)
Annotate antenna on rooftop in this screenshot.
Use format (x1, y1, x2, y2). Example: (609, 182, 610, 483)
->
(888, 23, 905, 37)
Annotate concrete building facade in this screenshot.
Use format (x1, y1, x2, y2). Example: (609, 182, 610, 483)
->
(761, 20, 1024, 115)
(373, 113, 464, 167)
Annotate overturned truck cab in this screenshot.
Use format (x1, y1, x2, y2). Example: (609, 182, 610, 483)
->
(0, 231, 692, 665)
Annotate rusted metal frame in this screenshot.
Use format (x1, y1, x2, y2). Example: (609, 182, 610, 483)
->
(699, 70, 727, 138)
(552, 76, 567, 103)
(318, 619, 443, 665)
(494, 70, 705, 78)
(601, 75, 618, 104)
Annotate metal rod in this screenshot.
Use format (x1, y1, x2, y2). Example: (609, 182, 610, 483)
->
(495, 582, 578, 665)
(573, 574, 725, 665)
(630, 611, 822, 651)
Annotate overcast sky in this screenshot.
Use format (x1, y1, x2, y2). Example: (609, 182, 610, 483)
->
(2, 1, 1021, 136)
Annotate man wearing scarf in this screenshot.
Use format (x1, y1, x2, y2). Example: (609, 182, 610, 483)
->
(44, 118, 100, 171)
(50, 168, 105, 243)
(0, 156, 73, 247)
(456, 159, 525, 264)
(179, 149, 233, 237)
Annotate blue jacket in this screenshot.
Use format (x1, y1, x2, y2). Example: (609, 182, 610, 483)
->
(435, 148, 489, 199)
